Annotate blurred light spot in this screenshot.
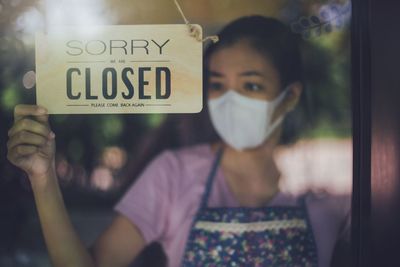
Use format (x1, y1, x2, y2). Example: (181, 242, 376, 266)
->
(15, 7, 44, 44)
(319, 2, 351, 24)
(67, 139, 84, 162)
(102, 115, 124, 140)
(146, 114, 167, 128)
(102, 146, 127, 170)
(43, 0, 116, 35)
(1, 85, 20, 111)
(56, 158, 71, 179)
(22, 70, 36, 89)
(90, 166, 114, 191)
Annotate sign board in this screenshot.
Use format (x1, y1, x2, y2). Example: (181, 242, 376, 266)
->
(35, 25, 203, 114)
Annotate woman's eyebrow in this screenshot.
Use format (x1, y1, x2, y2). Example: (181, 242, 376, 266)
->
(209, 70, 266, 77)
(239, 70, 265, 77)
(209, 71, 223, 77)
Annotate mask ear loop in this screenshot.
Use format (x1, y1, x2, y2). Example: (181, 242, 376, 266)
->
(173, 0, 219, 43)
(266, 88, 291, 137)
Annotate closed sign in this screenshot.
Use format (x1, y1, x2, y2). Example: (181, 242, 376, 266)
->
(35, 25, 203, 114)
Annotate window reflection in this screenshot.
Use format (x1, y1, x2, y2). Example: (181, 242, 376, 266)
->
(0, 0, 352, 266)
(277, 139, 352, 195)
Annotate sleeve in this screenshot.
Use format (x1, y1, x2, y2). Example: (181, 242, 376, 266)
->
(114, 150, 178, 244)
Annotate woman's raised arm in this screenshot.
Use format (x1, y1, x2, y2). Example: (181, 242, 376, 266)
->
(7, 105, 145, 267)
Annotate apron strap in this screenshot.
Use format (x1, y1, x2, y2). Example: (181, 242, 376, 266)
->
(298, 192, 319, 267)
(200, 145, 224, 209)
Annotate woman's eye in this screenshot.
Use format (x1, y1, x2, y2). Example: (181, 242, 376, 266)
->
(209, 82, 224, 91)
(244, 82, 263, 91)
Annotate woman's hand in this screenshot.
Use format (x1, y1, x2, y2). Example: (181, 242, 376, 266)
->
(7, 104, 56, 184)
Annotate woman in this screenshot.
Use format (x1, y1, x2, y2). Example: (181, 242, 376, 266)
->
(7, 16, 350, 267)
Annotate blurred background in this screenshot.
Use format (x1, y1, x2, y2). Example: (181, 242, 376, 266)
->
(0, 0, 351, 266)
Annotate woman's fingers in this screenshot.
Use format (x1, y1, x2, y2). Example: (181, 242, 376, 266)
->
(8, 105, 55, 177)
(14, 104, 48, 122)
(8, 145, 38, 159)
(8, 118, 53, 139)
(7, 145, 38, 169)
(7, 130, 48, 150)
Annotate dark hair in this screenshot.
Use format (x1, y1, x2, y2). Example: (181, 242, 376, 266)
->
(205, 16, 303, 87)
(204, 15, 309, 145)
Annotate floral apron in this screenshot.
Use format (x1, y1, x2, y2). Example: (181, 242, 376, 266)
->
(180, 147, 318, 267)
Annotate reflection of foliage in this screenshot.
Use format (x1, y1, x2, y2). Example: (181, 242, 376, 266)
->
(1, 84, 21, 110)
(301, 30, 351, 138)
(0, 1, 38, 112)
(0, 1, 39, 187)
(0, 1, 352, 197)
(290, 2, 351, 39)
(0, 3, 352, 264)
(0, 0, 171, 195)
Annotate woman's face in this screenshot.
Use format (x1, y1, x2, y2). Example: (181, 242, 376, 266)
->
(207, 40, 282, 101)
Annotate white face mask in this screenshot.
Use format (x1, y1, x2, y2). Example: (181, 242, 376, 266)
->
(207, 89, 288, 150)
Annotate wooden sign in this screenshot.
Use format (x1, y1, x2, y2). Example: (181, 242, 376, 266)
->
(35, 25, 203, 114)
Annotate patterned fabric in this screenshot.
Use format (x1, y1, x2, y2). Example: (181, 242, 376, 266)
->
(180, 147, 318, 267)
(194, 218, 307, 233)
(182, 207, 317, 266)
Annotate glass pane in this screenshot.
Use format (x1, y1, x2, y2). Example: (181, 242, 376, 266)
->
(0, 0, 352, 266)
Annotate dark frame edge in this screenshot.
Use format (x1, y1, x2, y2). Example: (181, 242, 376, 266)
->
(351, 0, 371, 266)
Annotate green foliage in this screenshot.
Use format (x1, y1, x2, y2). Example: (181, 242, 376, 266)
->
(101, 115, 124, 142)
(300, 29, 351, 139)
(145, 114, 167, 128)
(1, 84, 21, 111)
(0, 1, 353, 191)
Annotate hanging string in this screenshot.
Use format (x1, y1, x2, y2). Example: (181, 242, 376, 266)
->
(173, 0, 219, 43)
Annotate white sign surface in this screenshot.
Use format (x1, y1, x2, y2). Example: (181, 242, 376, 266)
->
(35, 25, 203, 114)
